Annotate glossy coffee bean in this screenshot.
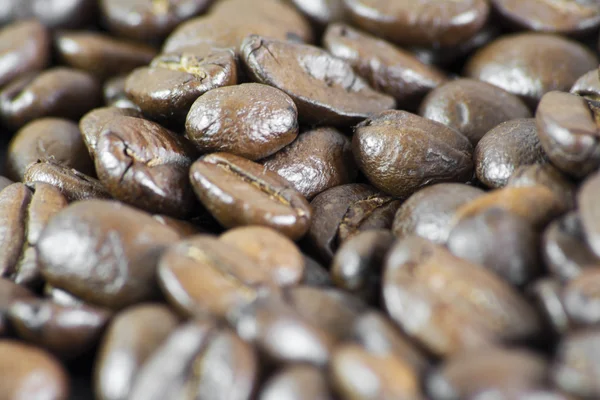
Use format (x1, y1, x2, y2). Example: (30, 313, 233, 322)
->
(44, 285, 84, 307)
(465, 33, 598, 108)
(152, 215, 200, 237)
(0, 0, 96, 29)
(55, 32, 156, 80)
(6, 118, 94, 181)
(475, 118, 547, 188)
(0, 20, 50, 88)
(190, 153, 312, 240)
(186, 83, 298, 160)
(0, 279, 34, 336)
(290, 0, 345, 26)
(0, 67, 102, 130)
(383, 236, 541, 357)
(536, 91, 600, 178)
(306, 184, 400, 263)
(578, 172, 600, 258)
(38, 200, 180, 309)
(103, 75, 140, 109)
(94, 304, 179, 400)
(353, 110, 473, 198)
(93, 116, 198, 218)
(241, 35, 395, 127)
(220, 226, 305, 287)
(447, 208, 540, 286)
(392, 183, 484, 244)
(259, 365, 332, 400)
(343, 0, 490, 48)
(553, 330, 600, 398)
(563, 269, 600, 327)
(323, 23, 447, 109)
(126, 49, 237, 124)
(262, 127, 356, 200)
(0, 340, 69, 399)
(420, 79, 531, 145)
(571, 69, 600, 104)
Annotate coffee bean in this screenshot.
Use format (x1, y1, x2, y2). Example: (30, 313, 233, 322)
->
(290, 0, 345, 26)
(79, 107, 144, 157)
(578, 172, 600, 258)
(0, 176, 12, 192)
(38, 200, 180, 309)
(465, 33, 598, 108)
(529, 278, 571, 336)
(94, 304, 179, 400)
(0, 279, 34, 336)
(420, 79, 531, 145)
(563, 269, 600, 327)
(6, 118, 94, 181)
(44, 284, 84, 307)
(323, 23, 447, 109)
(152, 215, 201, 237)
(0, 0, 96, 29)
(262, 127, 356, 200)
(186, 83, 298, 160)
(103, 75, 141, 109)
(301, 255, 332, 287)
(259, 365, 332, 400)
(353, 110, 473, 198)
(392, 183, 484, 244)
(241, 35, 395, 126)
(189, 152, 312, 240)
(553, 330, 600, 398)
(572, 69, 600, 105)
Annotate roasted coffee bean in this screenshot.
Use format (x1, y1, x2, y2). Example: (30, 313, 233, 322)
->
(331, 343, 422, 400)
(475, 118, 547, 188)
(38, 200, 180, 309)
(94, 304, 179, 400)
(290, 0, 345, 26)
(100, 0, 213, 43)
(427, 347, 548, 400)
(103, 75, 140, 109)
(572, 69, 600, 105)
(470, 388, 575, 400)
(553, 330, 600, 398)
(392, 183, 484, 244)
(44, 284, 84, 307)
(323, 23, 447, 109)
(0, 340, 69, 399)
(0, 68, 102, 131)
(189, 152, 312, 240)
(543, 212, 599, 282)
(447, 208, 541, 286)
(0, 176, 12, 192)
(23, 160, 110, 202)
(152, 215, 200, 237)
(186, 83, 298, 160)
(491, 0, 600, 35)
(536, 91, 600, 179)
(6, 118, 94, 181)
(353, 110, 473, 198)
(0, 20, 50, 88)
(0, 279, 34, 336)
(562, 269, 600, 327)
(259, 365, 332, 400)
(578, 172, 600, 258)
(79, 106, 144, 157)
(8, 299, 111, 359)
(420, 79, 531, 145)
(221, 226, 305, 287)
(241, 35, 395, 126)
(93, 116, 198, 218)
(301, 255, 332, 287)
(343, 0, 490, 48)
(0, 0, 96, 29)
(383, 236, 541, 357)
(529, 278, 571, 336)
(55, 32, 156, 80)
(262, 127, 356, 200)
(465, 33, 598, 108)
(306, 184, 400, 263)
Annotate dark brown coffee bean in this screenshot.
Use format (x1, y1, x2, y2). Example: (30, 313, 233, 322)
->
(94, 116, 197, 218)
(447, 208, 541, 286)
(126, 49, 237, 125)
(259, 365, 332, 400)
(79, 106, 144, 157)
(290, 0, 345, 26)
(301, 255, 332, 287)
(220, 226, 305, 287)
(23, 160, 110, 202)
(0, 184, 32, 279)
(152, 215, 200, 237)
(552, 330, 600, 398)
(563, 269, 600, 327)
(0, 20, 50, 88)
(392, 183, 484, 244)
(103, 75, 140, 109)
(100, 0, 213, 43)
(0, 0, 96, 29)
(536, 91, 600, 178)
(38, 200, 180, 309)
(475, 118, 547, 188)
(543, 212, 599, 282)
(94, 304, 179, 400)
(323, 23, 447, 109)
(6, 118, 94, 181)
(0, 340, 69, 399)
(353, 110, 473, 198)
(190, 152, 312, 240)
(241, 35, 395, 127)
(572, 69, 600, 105)
(420, 79, 532, 145)
(263, 127, 356, 200)
(343, 0, 489, 48)
(491, 0, 600, 35)
(427, 347, 547, 400)
(578, 172, 600, 258)
(186, 83, 298, 160)
(529, 278, 571, 336)
(0, 279, 34, 336)
(8, 299, 111, 359)
(306, 184, 400, 263)
(465, 33, 598, 108)
(383, 236, 541, 357)
(55, 32, 156, 80)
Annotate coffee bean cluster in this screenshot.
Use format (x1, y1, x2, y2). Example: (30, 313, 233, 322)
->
(1, 0, 600, 399)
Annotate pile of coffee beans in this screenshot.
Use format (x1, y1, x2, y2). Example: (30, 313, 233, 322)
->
(2, 0, 600, 399)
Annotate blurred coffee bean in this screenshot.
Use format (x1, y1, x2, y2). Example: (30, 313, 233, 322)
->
(0, 279, 34, 336)
(301, 255, 332, 287)
(44, 285, 84, 307)
(562, 269, 600, 327)
(578, 172, 600, 258)
(553, 330, 600, 398)
(103, 75, 140, 109)
(259, 365, 332, 400)
(571, 69, 600, 105)
(0, 0, 96, 29)
(290, 0, 345, 26)
(152, 215, 200, 237)
(0, 176, 12, 192)
(529, 278, 571, 336)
